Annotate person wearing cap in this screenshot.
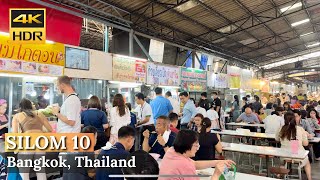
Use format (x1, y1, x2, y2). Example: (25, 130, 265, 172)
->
(0, 99, 8, 136)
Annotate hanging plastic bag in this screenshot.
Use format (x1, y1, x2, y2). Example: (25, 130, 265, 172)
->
(219, 164, 236, 180)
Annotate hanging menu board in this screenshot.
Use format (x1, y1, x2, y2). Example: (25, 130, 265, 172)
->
(180, 67, 207, 92)
(147, 62, 180, 86)
(112, 55, 146, 83)
(0, 35, 65, 76)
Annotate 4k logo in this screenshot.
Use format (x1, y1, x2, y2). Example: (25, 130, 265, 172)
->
(10, 9, 46, 44)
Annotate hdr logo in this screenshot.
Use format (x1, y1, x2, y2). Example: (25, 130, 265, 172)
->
(10, 9, 46, 44)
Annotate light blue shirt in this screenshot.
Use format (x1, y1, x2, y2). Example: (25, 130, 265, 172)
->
(238, 112, 260, 124)
(181, 99, 197, 124)
(150, 96, 173, 124)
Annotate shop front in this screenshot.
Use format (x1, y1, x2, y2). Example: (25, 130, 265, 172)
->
(0, 34, 65, 128)
(180, 67, 207, 103)
(110, 55, 147, 106)
(146, 62, 180, 99)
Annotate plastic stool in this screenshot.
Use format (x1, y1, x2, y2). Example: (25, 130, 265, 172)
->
(269, 167, 290, 180)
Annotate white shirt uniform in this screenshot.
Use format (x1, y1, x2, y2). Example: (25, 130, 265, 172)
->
(196, 107, 207, 117)
(137, 102, 154, 126)
(57, 94, 81, 133)
(207, 109, 220, 129)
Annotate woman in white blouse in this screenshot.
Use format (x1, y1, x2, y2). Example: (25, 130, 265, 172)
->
(109, 94, 131, 144)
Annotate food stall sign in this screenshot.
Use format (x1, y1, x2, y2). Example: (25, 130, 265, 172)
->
(180, 67, 207, 92)
(146, 62, 180, 86)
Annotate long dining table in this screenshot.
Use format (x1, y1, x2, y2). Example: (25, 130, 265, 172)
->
(221, 142, 309, 177)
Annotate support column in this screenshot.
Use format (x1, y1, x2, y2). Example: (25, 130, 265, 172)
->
(133, 34, 154, 61)
(104, 26, 109, 53)
(192, 51, 195, 68)
(129, 29, 134, 56)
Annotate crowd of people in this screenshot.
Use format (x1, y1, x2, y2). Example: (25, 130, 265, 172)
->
(1, 75, 320, 180)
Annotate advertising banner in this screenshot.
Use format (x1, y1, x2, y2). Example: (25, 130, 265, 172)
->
(215, 73, 228, 88)
(227, 66, 241, 88)
(181, 67, 207, 92)
(147, 62, 180, 86)
(241, 69, 253, 90)
(0, 35, 65, 76)
(112, 56, 146, 83)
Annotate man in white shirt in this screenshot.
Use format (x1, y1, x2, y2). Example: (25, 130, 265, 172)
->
(52, 76, 81, 133)
(135, 93, 155, 147)
(263, 107, 285, 134)
(165, 91, 180, 114)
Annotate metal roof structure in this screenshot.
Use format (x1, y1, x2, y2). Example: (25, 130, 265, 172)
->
(29, 0, 320, 83)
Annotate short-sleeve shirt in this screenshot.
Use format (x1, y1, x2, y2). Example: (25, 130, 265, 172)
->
(57, 94, 81, 133)
(276, 126, 308, 151)
(238, 112, 260, 123)
(194, 132, 219, 160)
(263, 114, 284, 134)
(212, 98, 221, 114)
(148, 131, 176, 159)
(181, 100, 197, 124)
(81, 109, 108, 133)
(137, 102, 153, 126)
(150, 96, 173, 123)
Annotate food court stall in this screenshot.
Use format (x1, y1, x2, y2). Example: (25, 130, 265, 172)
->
(180, 67, 207, 103)
(0, 34, 65, 131)
(109, 54, 147, 106)
(146, 62, 181, 101)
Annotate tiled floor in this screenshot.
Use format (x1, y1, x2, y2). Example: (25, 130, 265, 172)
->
(221, 135, 320, 179)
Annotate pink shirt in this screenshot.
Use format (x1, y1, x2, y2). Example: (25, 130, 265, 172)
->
(159, 147, 199, 180)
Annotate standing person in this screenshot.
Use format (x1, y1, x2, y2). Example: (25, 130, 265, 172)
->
(191, 98, 207, 117)
(230, 95, 240, 122)
(241, 97, 248, 113)
(211, 92, 222, 128)
(275, 112, 312, 180)
(81, 96, 108, 150)
(135, 93, 154, 130)
(12, 98, 52, 180)
(53, 75, 81, 133)
(142, 116, 176, 159)
(207, 105, 220, 130)
(252, 95, 263, 113)
(96, 126, 136, 180)
(198, 92, 211, 111)
(179, 92, 197, 130)
(194, 118, 223, 160)
(109, 94, 131, 144)
(0, 99, 8, 136)
(125, 103, 137, 128)
(165, 91, 180, 114)
(150, 87, 173, 124)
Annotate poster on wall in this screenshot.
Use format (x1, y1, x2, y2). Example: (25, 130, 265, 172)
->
(112, 56, 146, 83)
(227, 66, 241, 88)
(207, 72, 215, 87)
(180, 67, 207, 92)
(241, 69, 253, 90)
(147, 63, 180, 86)
(0, 35, 65, 76)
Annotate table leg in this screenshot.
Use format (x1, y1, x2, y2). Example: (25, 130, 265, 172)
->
(266, 155, 269, 177)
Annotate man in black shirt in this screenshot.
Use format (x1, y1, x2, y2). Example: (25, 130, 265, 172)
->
(211, 92, 222, 128)
(198, 92, 211, 111)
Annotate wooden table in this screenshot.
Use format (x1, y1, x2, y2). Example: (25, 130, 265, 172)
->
(198, 168, 277, 180)
(221, 142, 309, 177)
(226, 122, 265, 128)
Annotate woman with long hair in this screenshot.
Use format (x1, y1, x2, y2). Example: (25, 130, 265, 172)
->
(0, 99, 8, 136)
(306, 109, 320, 132)
(194, 118, 222, 160)
(109, 94, 130, 144)
(81, 95, 109, 150)
(231, 95, 240, 121)
(275, 112, 312, 180)
(12, 98, 52, 180)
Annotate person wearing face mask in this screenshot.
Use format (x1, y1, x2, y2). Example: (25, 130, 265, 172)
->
(52, 76, 81, 133)
(142, 116, 176, 159)
(0, 99, 8, 136)
(159, 130, 235, 180)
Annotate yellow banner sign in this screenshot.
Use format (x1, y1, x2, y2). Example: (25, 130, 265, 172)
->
(0, 35, 64, 66)
(5, 133, 95, 152)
